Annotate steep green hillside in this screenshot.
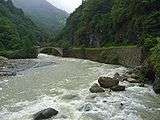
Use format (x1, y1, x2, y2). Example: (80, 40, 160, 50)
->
(0, 0, 40, 58)
(56, 0, 160, 47)
(13, 0, 69, 36)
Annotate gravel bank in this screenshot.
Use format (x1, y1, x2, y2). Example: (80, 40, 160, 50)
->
(0, 59, 38, 77)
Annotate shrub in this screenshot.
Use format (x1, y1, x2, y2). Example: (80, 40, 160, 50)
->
(99, 50, 119, 65)
(140, 34, 158, 52)
(0, 48, 38, 59)
(150, 39, 160, 76)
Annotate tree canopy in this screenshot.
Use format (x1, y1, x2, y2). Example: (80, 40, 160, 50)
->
(56, 0, 160, 47)
(0, 0, 41, 51)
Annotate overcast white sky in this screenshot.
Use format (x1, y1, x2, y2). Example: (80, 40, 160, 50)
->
(46, 0, 82, 13)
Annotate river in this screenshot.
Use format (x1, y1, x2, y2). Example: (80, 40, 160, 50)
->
(0, 54, 160, 120)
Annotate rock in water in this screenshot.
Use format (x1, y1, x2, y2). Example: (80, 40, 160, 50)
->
(130, 73, 139, 79)
(84, 104, 92, 111)
(113, 73, 127, 82)
(61, 94, 80, 100)
(114, 73, 120, 79)
(89, 83, 105, 93)
(153, 77, 160, 94)
(78, 103, 93, 112)
(127, 78, 140, 83)
(139, 83, 145, 87)
(98, 77, 119, 88)
(110, 85, 125, 91)
(33, 108, 58, 120)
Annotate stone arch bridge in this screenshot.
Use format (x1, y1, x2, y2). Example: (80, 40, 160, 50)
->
(38, 47, 64, 56)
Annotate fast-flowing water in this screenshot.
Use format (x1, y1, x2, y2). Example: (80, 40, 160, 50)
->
(0, 54, 160, 120)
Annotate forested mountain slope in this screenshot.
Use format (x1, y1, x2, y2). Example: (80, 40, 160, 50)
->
(0, 0, 41, 51)
(13, 0, 69, 35)
(56, 0, 160, 47)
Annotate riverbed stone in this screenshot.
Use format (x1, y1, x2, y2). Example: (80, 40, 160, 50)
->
(61, 94, 80, 100)
(33, 108, 58, 120)
(139, 83, 145, 87)
(113, 73, 127, 82)
(114, 73, 120, 79)
(89, 83, 105, 93)
(78, 103, 93, 112)
(98, 76, 119, 88)
(110, 85, 125, 91)
(130, 73, 140, 79)
(127, 70, 133, 75)
(127, 78, 140, 83)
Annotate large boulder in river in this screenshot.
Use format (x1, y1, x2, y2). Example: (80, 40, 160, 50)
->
(89, 83, 105, 93)
(33, 108, 58, 120)
(113, 73, 127, 82)
(130, 73, 140, 79)
(110, 85, 125, 91)
(98, 76, 119, 88)
(153, 76, 160, 94)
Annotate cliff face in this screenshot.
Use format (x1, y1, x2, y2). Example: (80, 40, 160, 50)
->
(56, 0, 160, 47)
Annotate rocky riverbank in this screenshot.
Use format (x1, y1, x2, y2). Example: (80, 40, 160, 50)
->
(0, 56, 38, 77)
(0, 54, 57, 77)
(89, 64, 160, 94)
(89, 68, 144, 93)
(32, 64, 159, 120)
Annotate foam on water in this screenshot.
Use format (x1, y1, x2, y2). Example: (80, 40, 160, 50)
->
(0, 79, 8, 84)
(0, 84, 159, 120)
(0, 54, 160, 120)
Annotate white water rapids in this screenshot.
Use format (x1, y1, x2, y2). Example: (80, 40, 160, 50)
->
(0, 54, 160, 120)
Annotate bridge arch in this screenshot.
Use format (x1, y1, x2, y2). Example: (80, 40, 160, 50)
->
(38, 47, 63, 56)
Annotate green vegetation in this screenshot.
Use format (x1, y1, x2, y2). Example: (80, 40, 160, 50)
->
(150, 37, 160, 76)
(0, 48, 38, 59)
(12, 0, 69, 43)
(0, 0, 160, 80)
(55, 0, 160, 83)
(0, 0, 40, 58)
(56, 0, 160, 48)
(99, 50, 119, 64)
